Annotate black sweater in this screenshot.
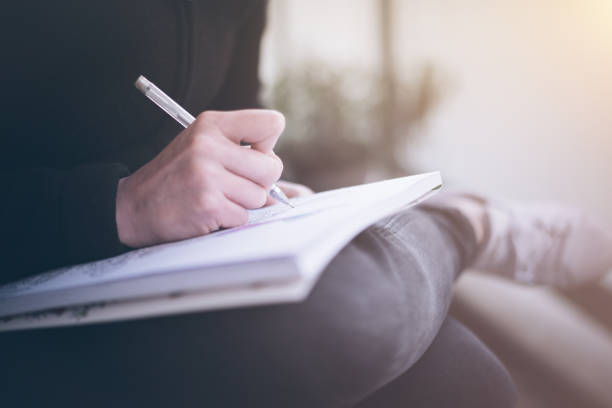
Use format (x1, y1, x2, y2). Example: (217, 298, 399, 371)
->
(0, 0, 267, 283)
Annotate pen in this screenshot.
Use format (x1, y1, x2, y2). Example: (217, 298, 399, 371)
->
(134, 75, 294, 208)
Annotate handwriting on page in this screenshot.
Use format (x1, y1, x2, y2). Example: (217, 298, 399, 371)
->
(247, 192, 349, 225)
(247, 204, 291, 224)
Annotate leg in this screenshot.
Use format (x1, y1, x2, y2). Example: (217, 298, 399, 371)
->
(0, 208, 482, 407)
(424, 192, 612, 287)
(356, 317, 518, 408)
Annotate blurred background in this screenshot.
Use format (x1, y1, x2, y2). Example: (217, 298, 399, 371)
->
(259, 1, 612, 407)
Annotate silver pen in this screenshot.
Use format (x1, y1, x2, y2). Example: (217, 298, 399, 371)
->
(134, 75, 294, 208)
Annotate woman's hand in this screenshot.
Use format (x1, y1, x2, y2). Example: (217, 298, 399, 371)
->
(116, 109, 285, 248)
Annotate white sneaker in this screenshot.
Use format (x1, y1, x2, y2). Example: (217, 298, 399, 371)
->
(468, 197, 612, 287)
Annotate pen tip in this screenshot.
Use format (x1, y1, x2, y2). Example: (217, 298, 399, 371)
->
(269, 185, 295, 208)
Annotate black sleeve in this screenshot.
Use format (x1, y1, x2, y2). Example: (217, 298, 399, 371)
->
(0, 1, 268, 285)
(2, 163, 130, 284)
(209, 0, 268, 110)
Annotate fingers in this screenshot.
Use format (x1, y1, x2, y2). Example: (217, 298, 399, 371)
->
(219, 170, 269, 209)
(120, 109, 283, 247)
(215, 197, 249, 229)
(194, 109, 285, 153)
(193, 193, 248, 233)
(169, 109, 285, 236)
(187, 110, 284, 187)
(219, 143, 283, 188)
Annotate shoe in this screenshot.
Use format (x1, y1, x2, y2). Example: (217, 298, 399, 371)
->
(466, 196, 612, 287)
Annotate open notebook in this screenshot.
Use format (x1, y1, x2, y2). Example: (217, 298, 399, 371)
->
(0, 172, 442, 331)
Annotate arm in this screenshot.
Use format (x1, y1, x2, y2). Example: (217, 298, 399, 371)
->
(1, 1, 273, 284)
(2, 110, 286, 285)
(2, 164, 129, 284)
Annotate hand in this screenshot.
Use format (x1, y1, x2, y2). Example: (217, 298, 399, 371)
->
(116, 109, 285, 248)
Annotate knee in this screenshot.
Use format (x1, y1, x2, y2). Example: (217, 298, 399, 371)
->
(234, 216, 457, 406)
(333, 225, 454, 363)
(288, 236, 447, 405)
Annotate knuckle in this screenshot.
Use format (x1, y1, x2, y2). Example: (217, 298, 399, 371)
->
(195, 192, 219, 215)
(274, 155, 284, 178)
(188, 131, 205, 150)
(263, 155, 283, 186)
(260, 110, 285, 138)
(270, 111, 286, 135)
(190, 160, 218, 187)
(191, 112, 221, 142)
(189, 131, 216, 154)
(195, 111, 217, 128)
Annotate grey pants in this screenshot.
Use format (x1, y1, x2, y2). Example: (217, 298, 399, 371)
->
(0, 207, 516, 407)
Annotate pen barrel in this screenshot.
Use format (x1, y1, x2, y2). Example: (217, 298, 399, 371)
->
(135, 76, 195, 128)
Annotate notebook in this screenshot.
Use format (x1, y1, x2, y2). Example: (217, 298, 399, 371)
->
(0, 172, 442, 331)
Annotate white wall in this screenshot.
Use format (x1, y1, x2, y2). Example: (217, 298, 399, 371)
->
(260, 0, 381, 83)
(261, 0, 612, 224)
